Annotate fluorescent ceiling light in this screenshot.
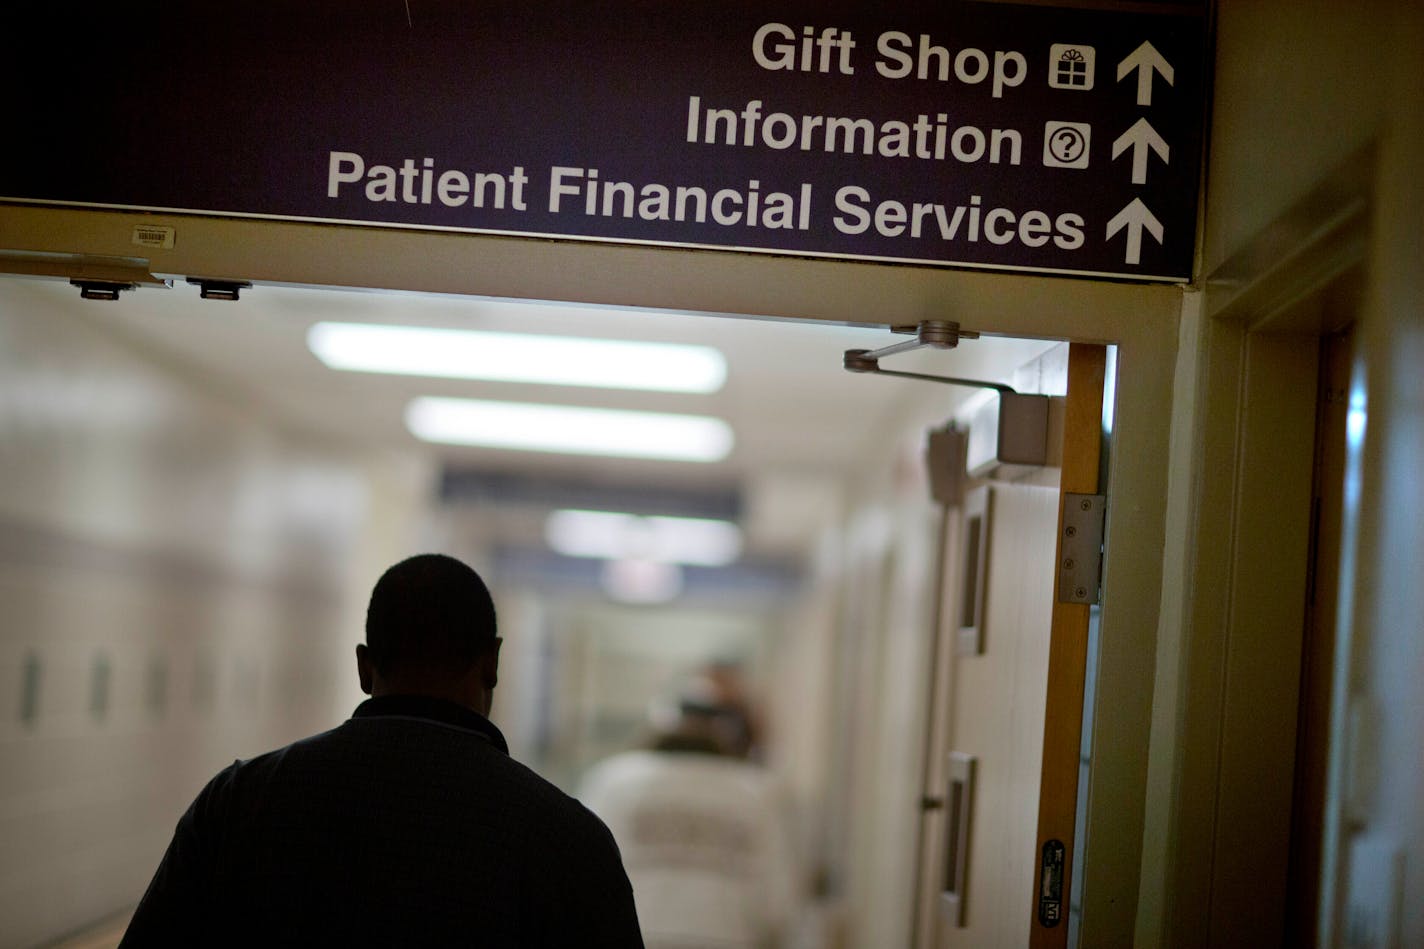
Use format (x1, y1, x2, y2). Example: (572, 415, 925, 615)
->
(600, 559, 685, 604)
(308, 322, 726, 393)
(406, 397, 734, 462)
(546, 509, 743, 567)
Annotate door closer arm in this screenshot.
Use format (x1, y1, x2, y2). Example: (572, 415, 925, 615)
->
(843, 320, 1017, 394)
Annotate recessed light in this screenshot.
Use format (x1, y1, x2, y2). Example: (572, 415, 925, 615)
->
(308, 322, 726, 393)
(600, 559, 685, 604)
(405, 397, 734, 462)
(545, 509, 743, 567)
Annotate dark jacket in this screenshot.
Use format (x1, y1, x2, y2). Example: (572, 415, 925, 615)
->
(120, 696, 644, 947)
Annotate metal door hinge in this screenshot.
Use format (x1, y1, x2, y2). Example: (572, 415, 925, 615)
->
(1058, 493, 1106, 604)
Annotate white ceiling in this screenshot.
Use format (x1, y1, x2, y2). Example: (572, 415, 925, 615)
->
(30, 277, 1058, 561)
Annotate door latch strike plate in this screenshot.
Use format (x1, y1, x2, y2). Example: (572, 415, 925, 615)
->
(1038, 839, 1066, 927)
(1058, 493, 1105, 604)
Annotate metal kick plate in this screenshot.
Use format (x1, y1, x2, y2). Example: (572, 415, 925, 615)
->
(1057, 493, 1106, 604)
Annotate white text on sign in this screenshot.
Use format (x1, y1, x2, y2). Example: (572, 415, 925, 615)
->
(752, 23, 1028, 99)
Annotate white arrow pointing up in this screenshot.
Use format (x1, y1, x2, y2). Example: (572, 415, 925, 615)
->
(1117, 41, 1174, 107)
(1112, 118, 1171, 185)
(1106, 198, 1164, 265)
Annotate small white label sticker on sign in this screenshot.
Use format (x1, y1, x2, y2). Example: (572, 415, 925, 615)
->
(132, 225, 176, 250)
(1043, 121, 1092, 169)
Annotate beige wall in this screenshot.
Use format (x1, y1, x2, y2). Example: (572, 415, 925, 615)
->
(1329, 5, 1424, 944)
(1139, 2, 1424, 946)
(0, 277, 432, 947)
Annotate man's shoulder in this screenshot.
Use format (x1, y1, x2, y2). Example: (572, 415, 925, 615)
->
(487, 750, 617, 838)
(188, 724, 345, 807)
(217, 715, 608, 831)
(218, 721, 346, 777)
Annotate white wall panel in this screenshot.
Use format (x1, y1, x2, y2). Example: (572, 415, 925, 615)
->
(0, 276, 429, 947)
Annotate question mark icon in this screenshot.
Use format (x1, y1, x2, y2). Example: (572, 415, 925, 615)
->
(1053, 128, 1086, 162)
(1043, 121, 1092, 168)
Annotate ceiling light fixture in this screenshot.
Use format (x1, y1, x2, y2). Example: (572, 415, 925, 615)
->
(600, 559, 685, 604)
(546, 509, 743, 567)
(405, 397, 734, 462)
(308, 322, 727, 393)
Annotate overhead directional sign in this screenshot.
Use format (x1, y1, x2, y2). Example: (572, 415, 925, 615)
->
(1118, 40, 1178, 107)
(1107, 198, 1166, 267)
(1113, 119, 1172, 186)
(2, 1, 1209, 281)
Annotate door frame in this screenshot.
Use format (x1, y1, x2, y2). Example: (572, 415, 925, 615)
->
(1132, 149, 1373, 946)
(1030, 343, 1107, 948)
(2, 200, 1184, 943)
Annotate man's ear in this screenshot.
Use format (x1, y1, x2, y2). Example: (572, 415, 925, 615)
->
(356, 643, 374, 695)
(480, 638, 503, 690)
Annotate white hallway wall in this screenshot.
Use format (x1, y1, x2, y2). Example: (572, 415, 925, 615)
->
(0, 277, 432, 947)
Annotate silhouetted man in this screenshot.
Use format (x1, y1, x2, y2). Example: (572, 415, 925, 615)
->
(121, 553, 643, 947)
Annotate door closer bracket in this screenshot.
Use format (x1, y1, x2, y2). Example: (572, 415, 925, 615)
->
(843, 320, 1016, 394)
(1058, 493, 1106, 604)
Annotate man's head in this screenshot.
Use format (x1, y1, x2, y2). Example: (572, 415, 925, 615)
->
(646, 675, 752, 757)
(355, 553, 502, 714)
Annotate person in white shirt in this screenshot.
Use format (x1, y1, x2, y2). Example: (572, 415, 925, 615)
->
(578, 680, 801, 949)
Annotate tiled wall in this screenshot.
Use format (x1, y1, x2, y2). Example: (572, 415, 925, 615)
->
(0, 277, 425, 948)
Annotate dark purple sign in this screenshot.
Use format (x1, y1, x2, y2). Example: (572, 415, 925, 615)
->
(3, 1, 1208, 281)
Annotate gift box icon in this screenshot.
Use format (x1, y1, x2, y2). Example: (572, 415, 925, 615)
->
(1049, 44, 1096, 90)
